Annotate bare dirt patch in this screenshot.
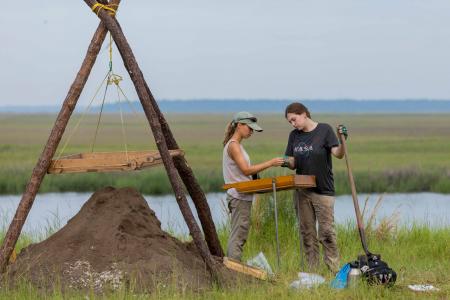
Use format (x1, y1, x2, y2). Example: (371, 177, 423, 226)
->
(6, 187, 227, 293)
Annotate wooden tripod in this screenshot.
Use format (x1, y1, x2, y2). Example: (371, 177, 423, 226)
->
(0, 0, 224, 278)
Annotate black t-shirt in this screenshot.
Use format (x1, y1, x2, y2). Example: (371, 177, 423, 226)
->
(284, 123, 339, 196)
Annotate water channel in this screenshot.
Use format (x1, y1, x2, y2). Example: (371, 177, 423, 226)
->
(0, 192, 448, 236)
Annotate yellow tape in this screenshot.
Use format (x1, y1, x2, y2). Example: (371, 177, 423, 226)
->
(9, 249, 16, 263)
(91, 3, 118, 16)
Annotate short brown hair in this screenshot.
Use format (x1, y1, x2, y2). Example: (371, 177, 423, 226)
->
(285, 102, 311, 118)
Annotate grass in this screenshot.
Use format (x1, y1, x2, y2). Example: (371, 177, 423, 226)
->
(1, 112, 449, 296)
(1, 113, 450, 195)
(0, 192, 449, 299)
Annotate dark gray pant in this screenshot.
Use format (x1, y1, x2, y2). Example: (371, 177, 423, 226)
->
(294, 189, 340, 272)
(227, 195, 252, 261)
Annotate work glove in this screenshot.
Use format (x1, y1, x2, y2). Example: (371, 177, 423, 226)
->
(337, 124, 348, 140)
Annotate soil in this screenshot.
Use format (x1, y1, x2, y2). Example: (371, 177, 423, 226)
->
(6, 187, 232, 293)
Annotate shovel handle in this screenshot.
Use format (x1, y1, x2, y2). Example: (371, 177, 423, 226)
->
(339, 133, 371, 256)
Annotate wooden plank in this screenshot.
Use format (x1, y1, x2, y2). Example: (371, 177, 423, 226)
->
(223, 175, 316, 194)
(48, 150, 184, 174)
(223, 257, 268, 280)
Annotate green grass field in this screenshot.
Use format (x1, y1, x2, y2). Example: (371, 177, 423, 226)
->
(1, 113, 449, 298)
(1, 113, 449, 195)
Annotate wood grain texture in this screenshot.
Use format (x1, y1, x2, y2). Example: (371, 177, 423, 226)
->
(48, 150, 184, 174)
(223, 257, 268, 280)
(223, 175, 316, 194)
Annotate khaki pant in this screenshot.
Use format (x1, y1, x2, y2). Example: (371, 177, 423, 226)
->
(294, 189, 340, 272)
(227, 195, 252, 261)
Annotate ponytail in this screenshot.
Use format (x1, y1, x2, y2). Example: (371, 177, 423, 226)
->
(223, 121, 237, 147)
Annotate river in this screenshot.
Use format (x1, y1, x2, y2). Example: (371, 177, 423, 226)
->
(0, 192, 448, 236)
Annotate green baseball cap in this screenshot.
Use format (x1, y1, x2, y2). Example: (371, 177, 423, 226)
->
(232, 111, 263, 132)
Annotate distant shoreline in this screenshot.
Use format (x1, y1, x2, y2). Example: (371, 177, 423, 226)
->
(1, 99, 450, 114)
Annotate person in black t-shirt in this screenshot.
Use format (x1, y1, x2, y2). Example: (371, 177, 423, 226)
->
(283, 102, 347, 273)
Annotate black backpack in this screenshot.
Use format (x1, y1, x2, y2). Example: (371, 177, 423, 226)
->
(355, 254, 397, 286)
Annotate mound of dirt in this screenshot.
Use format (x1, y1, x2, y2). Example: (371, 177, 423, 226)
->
(7, 187, 222, 292)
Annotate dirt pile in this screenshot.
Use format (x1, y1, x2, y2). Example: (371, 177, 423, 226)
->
(7, 187, 218, 292)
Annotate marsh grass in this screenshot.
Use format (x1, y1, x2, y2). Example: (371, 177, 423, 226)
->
(360, 194, 401, 241)
(1, 167, 448, 196)
(1, 114, 450, 195)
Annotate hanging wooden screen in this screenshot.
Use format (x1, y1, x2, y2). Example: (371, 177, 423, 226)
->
(48, 149, 184, 174)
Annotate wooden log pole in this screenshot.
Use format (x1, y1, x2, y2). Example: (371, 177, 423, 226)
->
(84, 0, 220, 278)
(142, 74, 224, 258)
(0, 0, 121, 273)
(88, 2, 224, 259)
(173, 155, 225, 257)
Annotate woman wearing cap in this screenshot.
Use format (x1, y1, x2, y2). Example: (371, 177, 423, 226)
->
(283, 102, 347, 273)
(223, 111, 284, 261)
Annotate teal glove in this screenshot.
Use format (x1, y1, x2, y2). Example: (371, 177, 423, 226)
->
(338, 124, 348, 140)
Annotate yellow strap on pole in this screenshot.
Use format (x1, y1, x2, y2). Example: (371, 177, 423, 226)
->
(91, 3, 118, 16)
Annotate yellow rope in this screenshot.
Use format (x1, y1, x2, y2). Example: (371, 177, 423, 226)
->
(90, 32, 128, 155)
(57, 28, 139, 160)
(91, 3, 118, 16)
(107, 73, 123, 85)
(91, 33, 115, 152)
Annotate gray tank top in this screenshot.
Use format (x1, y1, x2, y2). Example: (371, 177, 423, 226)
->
(223, 139, 254, 201)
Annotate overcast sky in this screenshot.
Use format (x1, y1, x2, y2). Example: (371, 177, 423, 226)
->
(1, 1, 450, 106)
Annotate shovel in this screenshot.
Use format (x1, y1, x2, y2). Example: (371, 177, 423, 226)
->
(339, 132, 371, 255)
(339, 129, 397, 286)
